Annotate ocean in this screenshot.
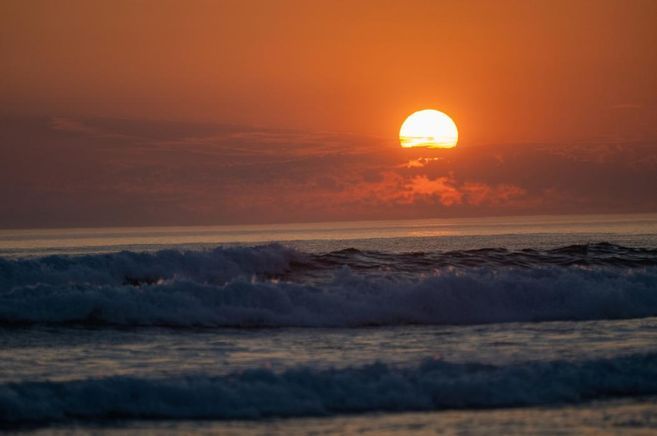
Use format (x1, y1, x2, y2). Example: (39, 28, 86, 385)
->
(1, 213, 657, 434)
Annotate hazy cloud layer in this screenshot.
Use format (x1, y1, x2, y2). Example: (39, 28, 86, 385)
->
(1, 116, 656, 228)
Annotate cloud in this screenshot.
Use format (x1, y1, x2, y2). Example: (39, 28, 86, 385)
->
(291, 173, 525, 215)
(49, 117, 99, 135)
(401, 157, 442, 168)
(2, 115, 657, 228)
(406, 175, 463, 206)
(462, 182, 526, 206)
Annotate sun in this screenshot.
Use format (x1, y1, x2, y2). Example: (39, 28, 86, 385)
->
(400, 109, 458, 148)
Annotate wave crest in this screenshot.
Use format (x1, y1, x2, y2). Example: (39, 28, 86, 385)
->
(2, 353, 657, 424)
(0, 244, 302, 289)
(2, 265, 657, 327)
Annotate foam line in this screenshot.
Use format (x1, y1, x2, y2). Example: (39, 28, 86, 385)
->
(2, 353, 657, 424)
(1, 264, 656, 327)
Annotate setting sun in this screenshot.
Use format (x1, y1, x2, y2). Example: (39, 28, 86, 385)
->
(400, 109, 458, 149)
(3, 1, 657, 431)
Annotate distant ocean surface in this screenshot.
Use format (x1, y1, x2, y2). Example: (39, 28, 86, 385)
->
(2, 214, 657, 434)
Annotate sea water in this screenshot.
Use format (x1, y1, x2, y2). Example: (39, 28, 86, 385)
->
(1, 214, 657, 434)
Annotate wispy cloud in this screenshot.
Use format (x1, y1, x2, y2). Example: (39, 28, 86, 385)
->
(2, 115, 657, 227)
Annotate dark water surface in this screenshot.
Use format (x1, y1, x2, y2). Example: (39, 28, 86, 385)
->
(1, 214, 657, 432)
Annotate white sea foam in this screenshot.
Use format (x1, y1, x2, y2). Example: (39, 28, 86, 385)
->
(1, 260, 657, 326)
(2, 353, 657, 424)
(0, 244, 302, 289)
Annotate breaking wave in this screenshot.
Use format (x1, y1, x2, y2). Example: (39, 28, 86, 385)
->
(1, 243, 657, 327)
(2, 352, 657, 425)
(0, 244, 303, 288)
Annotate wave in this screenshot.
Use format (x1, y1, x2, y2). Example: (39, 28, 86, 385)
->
(2, 352, 657, 425)
(0, 244, 303, 289)
(1, 263, 657, 327)
(2, 243, 657, 327)
(313, 242, 657, 270)
(2, 243, 657, 289)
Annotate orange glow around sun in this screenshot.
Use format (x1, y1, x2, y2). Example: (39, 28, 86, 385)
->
(400, 109, 458, 149)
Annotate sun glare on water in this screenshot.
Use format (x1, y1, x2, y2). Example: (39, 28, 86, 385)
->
(400, 109, 458, 148)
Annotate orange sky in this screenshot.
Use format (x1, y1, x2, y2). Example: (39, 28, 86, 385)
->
(3, 0, 657, 144)
(1, 0, 657, 227)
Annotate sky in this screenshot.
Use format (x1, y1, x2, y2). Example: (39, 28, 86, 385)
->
(1, 0, 657, 228)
